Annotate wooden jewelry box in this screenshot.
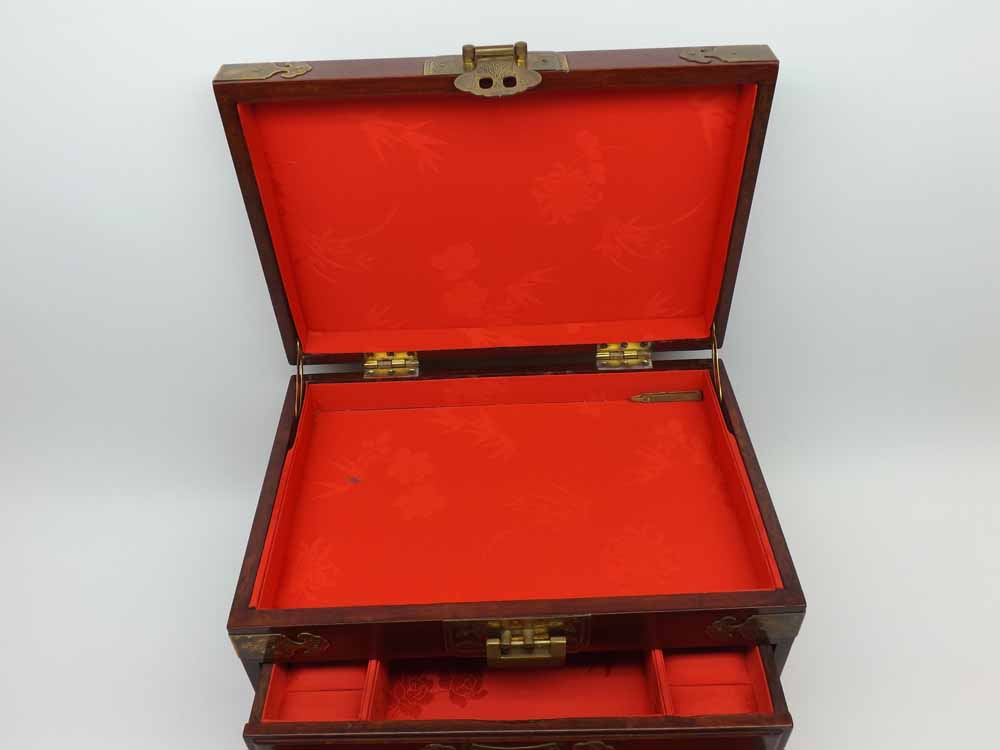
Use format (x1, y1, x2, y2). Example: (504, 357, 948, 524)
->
(215, 42, 805, 749)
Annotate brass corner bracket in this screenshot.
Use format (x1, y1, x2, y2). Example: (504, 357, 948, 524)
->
(230, 631, 330, 661)
(707, 613, 803, 643)
(679, 45, 770, 65)
(216, 61, 312, 82)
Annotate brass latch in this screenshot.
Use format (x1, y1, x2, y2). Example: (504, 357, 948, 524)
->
(595, 342, 653, 370)
(486, 622, 567, 668)
(464, 42, 528, 70)
(444, 615, 589, 666)
(424, 42, 569, 97)
(363, 351, 419, 379)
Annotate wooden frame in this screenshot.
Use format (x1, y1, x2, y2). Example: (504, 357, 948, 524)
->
(242, 645, 793, 750)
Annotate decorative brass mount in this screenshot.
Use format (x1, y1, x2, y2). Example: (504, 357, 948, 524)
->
(679, 45, 771, 65)
(230, 631, 330, 661)
(215, 61, 312, 81)
(424, 42, 569, 97)
(707, 613, 804, 643)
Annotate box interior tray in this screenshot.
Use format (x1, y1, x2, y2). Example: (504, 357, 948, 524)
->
(261, 647, 774, 722)
(251, 368, 781, 610)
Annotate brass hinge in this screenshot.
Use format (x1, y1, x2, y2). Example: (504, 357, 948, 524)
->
(363, 351, 420, 379)
(424, 41, 569, 97)
(596, 342, 652, 370)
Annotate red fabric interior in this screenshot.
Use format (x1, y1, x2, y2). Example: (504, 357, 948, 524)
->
(251, 369, 780, 610)
(238, 84, 757, 354)
(261, 648, 773, 722)
(660, 648, 773, 717)
(263, 661, 369, 723)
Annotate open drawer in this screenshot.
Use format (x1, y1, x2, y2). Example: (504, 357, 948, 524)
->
(244, 645, 792, 750)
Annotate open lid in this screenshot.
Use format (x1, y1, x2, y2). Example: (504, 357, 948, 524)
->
(214, 44, 778, 364)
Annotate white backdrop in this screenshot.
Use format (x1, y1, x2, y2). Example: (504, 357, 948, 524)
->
(2, 2, 998, 748)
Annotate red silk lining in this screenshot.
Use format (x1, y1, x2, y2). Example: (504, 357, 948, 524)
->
(238, 84, 757, 355)
(261, 648, 774, 722)
(251, 369, 780, 611)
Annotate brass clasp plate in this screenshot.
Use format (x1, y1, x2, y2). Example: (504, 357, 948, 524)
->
(486, 622, 566, 668)
(424, 42, 569, 97)
(444, 616, 590, 668)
